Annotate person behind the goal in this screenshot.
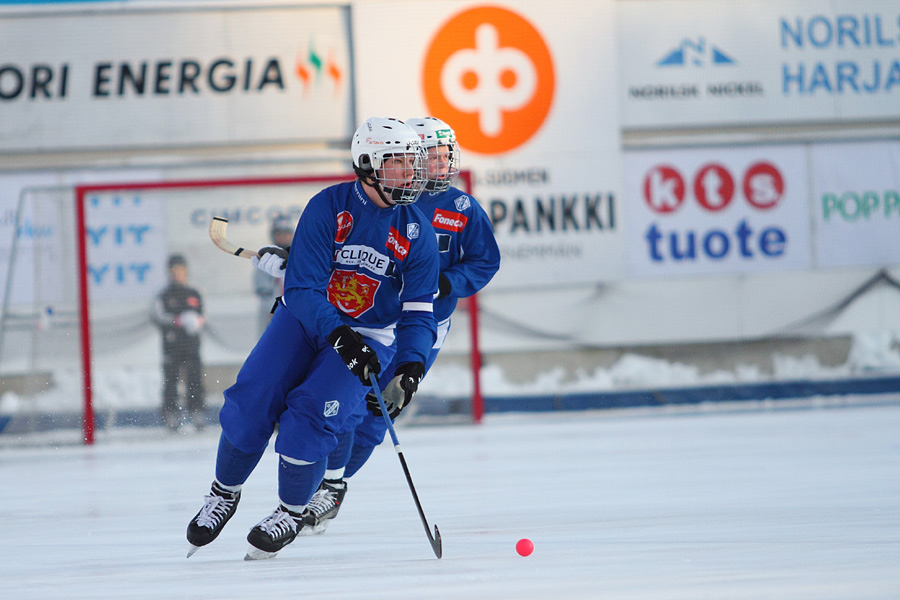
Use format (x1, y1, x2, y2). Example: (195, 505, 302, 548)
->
(151, 253, 207, 432)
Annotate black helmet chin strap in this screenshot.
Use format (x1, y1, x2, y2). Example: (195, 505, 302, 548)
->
(354, 164, 396, 206)
(373, 183, 396, 206)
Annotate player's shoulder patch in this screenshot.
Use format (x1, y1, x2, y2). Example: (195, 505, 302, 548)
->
(454, 194, 471, 211)
(335, 210, 353, 243)
(406, 223, 420, 239)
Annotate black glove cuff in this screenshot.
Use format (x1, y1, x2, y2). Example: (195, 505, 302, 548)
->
(394, 361, 426, 380)
(258, 245, 289, 260)
(327, 324, 361, 349)
(437, 273, 452, 300)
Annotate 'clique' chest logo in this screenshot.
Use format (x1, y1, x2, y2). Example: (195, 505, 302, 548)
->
(423, 6, 554, 155)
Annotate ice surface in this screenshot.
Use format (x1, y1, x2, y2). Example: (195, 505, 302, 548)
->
(1, 400, 899, 599)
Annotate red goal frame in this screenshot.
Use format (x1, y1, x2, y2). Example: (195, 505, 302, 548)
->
(74, 171, 484, 444)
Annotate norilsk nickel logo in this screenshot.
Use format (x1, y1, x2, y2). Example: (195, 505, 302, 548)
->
(656, 37, 736, 67)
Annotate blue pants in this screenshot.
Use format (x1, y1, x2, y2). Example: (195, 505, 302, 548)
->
(219, 303, 394, 464)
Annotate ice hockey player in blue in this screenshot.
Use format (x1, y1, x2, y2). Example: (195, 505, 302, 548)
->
(185, 117, 439, 560)
(299, 117, 501, 535)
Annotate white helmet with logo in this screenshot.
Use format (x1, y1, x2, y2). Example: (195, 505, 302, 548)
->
(351, 117, 427, 205)
(405, 117, 460, 193)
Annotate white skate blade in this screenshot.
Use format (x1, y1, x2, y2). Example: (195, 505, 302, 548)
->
(312, 521, 329, 535)
(186, 544, 202, 558)
(297, 522, 326, 537)
(244, 546, 279, 561)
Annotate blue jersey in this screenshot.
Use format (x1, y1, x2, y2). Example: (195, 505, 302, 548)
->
(336, 186, 501, 450)
(282, 180, 439, 365)
(418, 186, 501, 321)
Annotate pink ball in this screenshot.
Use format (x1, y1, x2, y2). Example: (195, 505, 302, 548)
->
(516, 538, 534, 557)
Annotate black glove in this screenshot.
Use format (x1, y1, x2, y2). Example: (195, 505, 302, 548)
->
(367, 361, 425, 419)
(327, 325, 380, 385)
(258, 245, 289, 262)
(435, 273, 452, 300)
(253, 245, 289, 277)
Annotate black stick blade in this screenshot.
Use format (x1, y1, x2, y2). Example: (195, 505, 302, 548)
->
(430, 524, 442, 559)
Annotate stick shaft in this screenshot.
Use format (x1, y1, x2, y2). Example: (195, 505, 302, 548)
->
(368, 372, 442, 559)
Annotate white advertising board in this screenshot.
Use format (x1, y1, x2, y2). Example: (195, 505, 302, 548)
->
(84, 192, 168, 302)
(619, 0, 900, 128)
(0, 6, 353, 152)
(352, 0, 624, 290)
(812, 141, 900, 268)
(624, 146, 812, 277)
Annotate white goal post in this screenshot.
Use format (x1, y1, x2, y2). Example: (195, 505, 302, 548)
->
(65, 172, 483, 444)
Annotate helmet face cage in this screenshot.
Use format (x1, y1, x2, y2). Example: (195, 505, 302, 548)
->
(351, 117, 428, 205)
(373, 145, 428, 205)
(423, 139, 460, 192)
(405, 117, 460, 193)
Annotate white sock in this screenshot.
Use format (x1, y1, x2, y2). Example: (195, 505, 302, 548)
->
(324, 467, 345, 481)
(215, 480, 242, 494)
(281, 502, 307, 515)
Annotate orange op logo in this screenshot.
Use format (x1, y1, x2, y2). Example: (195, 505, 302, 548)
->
(327, 269, 379, 318)
(423, 6, 555, 155)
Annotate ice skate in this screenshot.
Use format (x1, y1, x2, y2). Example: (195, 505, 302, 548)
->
(163, 410, 181, 433)
(190, 410, 207, 433)
(244, 504, 305, 560)
(300, 479, 347, 535)
(186, 481, 241, 557)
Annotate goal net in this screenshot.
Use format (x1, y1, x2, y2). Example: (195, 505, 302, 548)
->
(0, 172, 479, 444)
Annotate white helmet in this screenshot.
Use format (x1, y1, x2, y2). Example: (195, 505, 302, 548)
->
(405, 117, 460, 192)
(351, 117, 427, 205)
